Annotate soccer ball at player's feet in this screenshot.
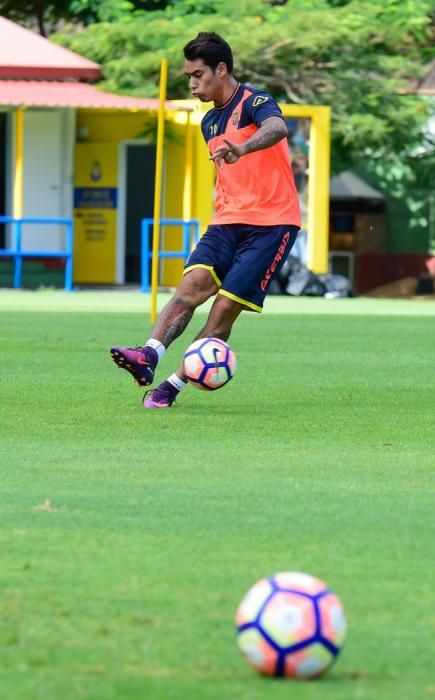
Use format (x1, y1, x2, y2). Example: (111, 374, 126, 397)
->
(183, 338, 236, 391)
(236, 571, 346, 679)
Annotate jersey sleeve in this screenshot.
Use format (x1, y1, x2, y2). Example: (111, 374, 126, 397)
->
(243, 91, 284, 127)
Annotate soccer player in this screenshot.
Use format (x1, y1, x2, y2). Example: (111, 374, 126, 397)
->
(111, 32, 301, 408)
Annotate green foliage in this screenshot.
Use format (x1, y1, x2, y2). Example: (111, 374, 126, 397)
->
(53, 1, 434, 147)
(0, 0, 73, 36)
(0, 0, 173, 35)
(51, 0, 435, 246)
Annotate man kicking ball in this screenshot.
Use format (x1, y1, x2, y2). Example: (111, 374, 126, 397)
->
(111, 32, 300, 408)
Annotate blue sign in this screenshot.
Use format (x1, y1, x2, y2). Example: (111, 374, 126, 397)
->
(74, 188, 117, 209)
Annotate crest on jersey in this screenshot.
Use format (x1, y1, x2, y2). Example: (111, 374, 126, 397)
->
(252, 96, 268, 107)
(232, 110, 239, 125)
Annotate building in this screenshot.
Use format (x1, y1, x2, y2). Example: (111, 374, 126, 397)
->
(0, 18, 331, 289)
(0, 16, 198, 287)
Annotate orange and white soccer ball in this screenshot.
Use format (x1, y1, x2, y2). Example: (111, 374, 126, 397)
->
(236, 572, 346, 679)
(183, 337, 236, 391)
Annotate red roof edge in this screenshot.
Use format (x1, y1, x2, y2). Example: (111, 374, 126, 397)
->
(0, 66, 101, 81)
(0, 80, 177, 110)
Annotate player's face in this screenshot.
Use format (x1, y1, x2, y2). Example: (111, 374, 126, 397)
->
(184, 58, 225, 103)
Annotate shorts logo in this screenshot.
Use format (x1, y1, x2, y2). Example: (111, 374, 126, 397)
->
(252, 96, 268, 107)
(260, 232, 291, 292)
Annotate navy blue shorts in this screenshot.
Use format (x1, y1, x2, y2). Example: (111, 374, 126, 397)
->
(184, 224, 299, 312)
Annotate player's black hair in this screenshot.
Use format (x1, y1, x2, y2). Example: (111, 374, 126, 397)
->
(183, 32, 234, 74)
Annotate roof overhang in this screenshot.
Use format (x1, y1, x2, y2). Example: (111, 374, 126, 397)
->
(0, 81, 176, 111)
(0, 66, 100, 81)
(330, 171, 384, 201)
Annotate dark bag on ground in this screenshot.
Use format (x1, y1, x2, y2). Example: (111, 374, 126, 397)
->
(269, 255, 352, 298)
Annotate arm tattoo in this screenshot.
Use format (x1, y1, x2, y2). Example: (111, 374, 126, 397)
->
(242, 116, 288, 155)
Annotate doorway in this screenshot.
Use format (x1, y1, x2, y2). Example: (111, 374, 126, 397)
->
(123, 143, 156, 284)
(22, 110, 64, 248)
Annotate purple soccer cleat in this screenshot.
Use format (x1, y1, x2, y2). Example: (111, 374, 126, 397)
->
(143, 381, 179, 409)
(110, 345, 157, 387)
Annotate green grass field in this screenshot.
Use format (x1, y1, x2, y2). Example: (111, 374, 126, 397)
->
(1, 290, 434, 700)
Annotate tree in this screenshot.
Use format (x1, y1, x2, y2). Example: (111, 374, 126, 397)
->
(53, 0, 434, 166)
(7, 0, 433, 246)
(0, 0, 72, 37)
(0, 0, 174, 36)
(8, 0, 431, 246)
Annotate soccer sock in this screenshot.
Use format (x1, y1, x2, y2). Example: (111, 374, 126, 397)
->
(144, 338, 166, 363)
(167, 373, 187, 393)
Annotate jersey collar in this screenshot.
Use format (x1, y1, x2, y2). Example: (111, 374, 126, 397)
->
(215, 83, 241, 110)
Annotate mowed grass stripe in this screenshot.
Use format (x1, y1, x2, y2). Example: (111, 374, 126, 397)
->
(0, 293, 434, 700)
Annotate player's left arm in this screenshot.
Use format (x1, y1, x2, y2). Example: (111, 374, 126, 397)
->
(210, 116, 288, 167)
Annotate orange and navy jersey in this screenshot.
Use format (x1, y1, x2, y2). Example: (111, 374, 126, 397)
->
(201, 84, 301, 227)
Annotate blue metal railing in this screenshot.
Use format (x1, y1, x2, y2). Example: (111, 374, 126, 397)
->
(141, 218, 200, 292)
(0, 216, 74, 291)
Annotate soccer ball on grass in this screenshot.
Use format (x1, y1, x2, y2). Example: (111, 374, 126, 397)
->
(236, 571, 346, 679)
(183, 337, 236, 391)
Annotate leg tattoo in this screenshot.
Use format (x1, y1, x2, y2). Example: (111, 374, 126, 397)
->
(152, 297, 195, 347)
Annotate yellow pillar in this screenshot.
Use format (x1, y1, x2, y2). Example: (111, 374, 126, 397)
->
(182, 110, 193, 222)
(151, 58, 168, 323)
(13, 108, 24, 218)
(306, 107, 331, 273)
